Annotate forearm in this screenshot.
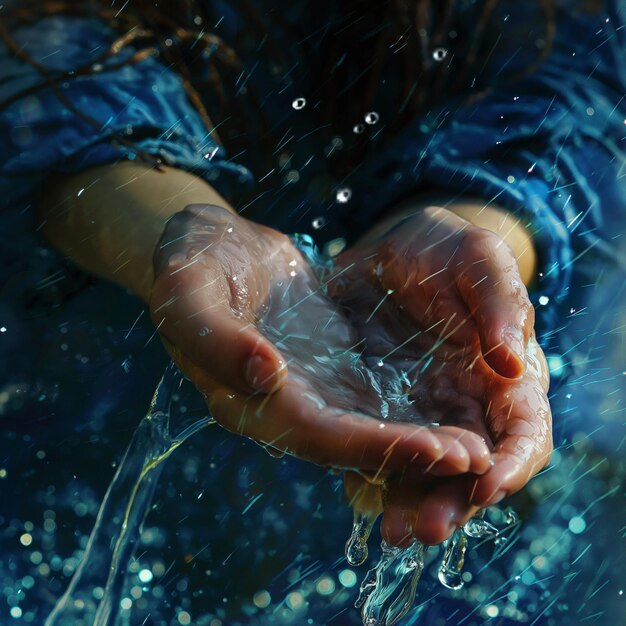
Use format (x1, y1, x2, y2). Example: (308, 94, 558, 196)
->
(358, 193, 537, 286)
(37, 161, 233, 302)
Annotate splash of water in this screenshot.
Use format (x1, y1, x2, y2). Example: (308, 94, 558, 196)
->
(346, 513, 376, 566)
(45, 364, 213, 626)
(357, 540, 427, 626)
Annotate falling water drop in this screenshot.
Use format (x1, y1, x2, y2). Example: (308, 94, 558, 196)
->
(364, 111, 380, 125)
(292, 97, 306, 110)
(353, 123, 365, 134)
(432, 47, 449, 62)
(336, 188, 352, 203)
(346, 514, 374, 566)
(463, 518, 499, 539)
(312, 217, 326, 229)
(504, 509, 520, 525)
(438, 530, 467, 590)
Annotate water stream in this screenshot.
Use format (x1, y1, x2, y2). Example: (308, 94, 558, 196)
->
(45, 363, 214, 626)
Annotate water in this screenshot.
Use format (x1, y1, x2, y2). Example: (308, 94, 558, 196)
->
(45, 363, 214, 626)
(346, 513, 375, 566)
(356, 540, 427, 626)
(256, 234, 436, 427)
(437, 530, 467, 590)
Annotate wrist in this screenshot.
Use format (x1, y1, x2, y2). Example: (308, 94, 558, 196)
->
(40, 162, 236, 304)
(443, 201, 536, 285)
(358, 193, 537, 286)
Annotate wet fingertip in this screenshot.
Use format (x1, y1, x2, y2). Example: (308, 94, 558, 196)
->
(412, 518, 458, 546)
(381, 511, 415, 548)
(470, 481, 507, 507)
(470, 453, 493, 475)
(422, 433, 444, 461)
(479, 490, 507, 507)
(245, 354, 284, 393)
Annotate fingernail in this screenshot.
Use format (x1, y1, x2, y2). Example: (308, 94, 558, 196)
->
(490, 490, 507, 505)
(503, 327, 525, 371)
(245, 354, 278, 393)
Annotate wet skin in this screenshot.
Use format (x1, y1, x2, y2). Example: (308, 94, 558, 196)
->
(149, 204, 551, 546)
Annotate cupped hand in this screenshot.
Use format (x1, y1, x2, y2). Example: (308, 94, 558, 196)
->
(334, 206, 552, 546)
(149, 204, 492, 476)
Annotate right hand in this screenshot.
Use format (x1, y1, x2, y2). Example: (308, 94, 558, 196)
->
(148, 204, 492, 476)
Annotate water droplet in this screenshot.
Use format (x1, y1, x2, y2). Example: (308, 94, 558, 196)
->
(292, 97, 306, 110)
(438, 530, 467, 589)
(504, 509, 520, 525)
(353, 123, 365, 134)
(364, 111, 380, 125)
(346, 514, 373, 566)
(463, 517, 499, 539)
(312, 217, 326, 229)
(336, 188, 352, 203)
(198, 327, 211, 336)
(432, 47, 449, 62)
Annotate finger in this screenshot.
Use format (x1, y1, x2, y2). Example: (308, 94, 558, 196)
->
(382, 475, 479, 546)
(152, 255, 286, 394)
(455, 229, 534, 379)
(393, 288, 478, 348)
(436, 426, 492, 475)
(470, 366, 552, 507)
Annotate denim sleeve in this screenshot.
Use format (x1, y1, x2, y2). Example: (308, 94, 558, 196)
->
(0, 15, 253, 211)
(345, 1, 625, 370)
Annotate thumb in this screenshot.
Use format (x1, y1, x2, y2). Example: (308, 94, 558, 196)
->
(151, 253, 287, 395)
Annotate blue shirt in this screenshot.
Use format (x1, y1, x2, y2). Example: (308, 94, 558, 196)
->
(0, 0, 624, 375)
(0, 3, 624, 625)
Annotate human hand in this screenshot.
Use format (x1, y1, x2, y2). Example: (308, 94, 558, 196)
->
(334, 206, 552, 545)
(149, 204, 492, 476)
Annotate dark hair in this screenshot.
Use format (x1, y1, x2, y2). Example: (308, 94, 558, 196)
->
(0, 0, 555, 173)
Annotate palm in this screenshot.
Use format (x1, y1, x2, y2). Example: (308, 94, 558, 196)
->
(332, 206, 552, 544)
(331, 274, 493, 441)
(149, 205, 491, 478)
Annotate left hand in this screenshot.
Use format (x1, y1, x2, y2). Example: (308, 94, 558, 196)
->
(333, 205, 552, 546)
